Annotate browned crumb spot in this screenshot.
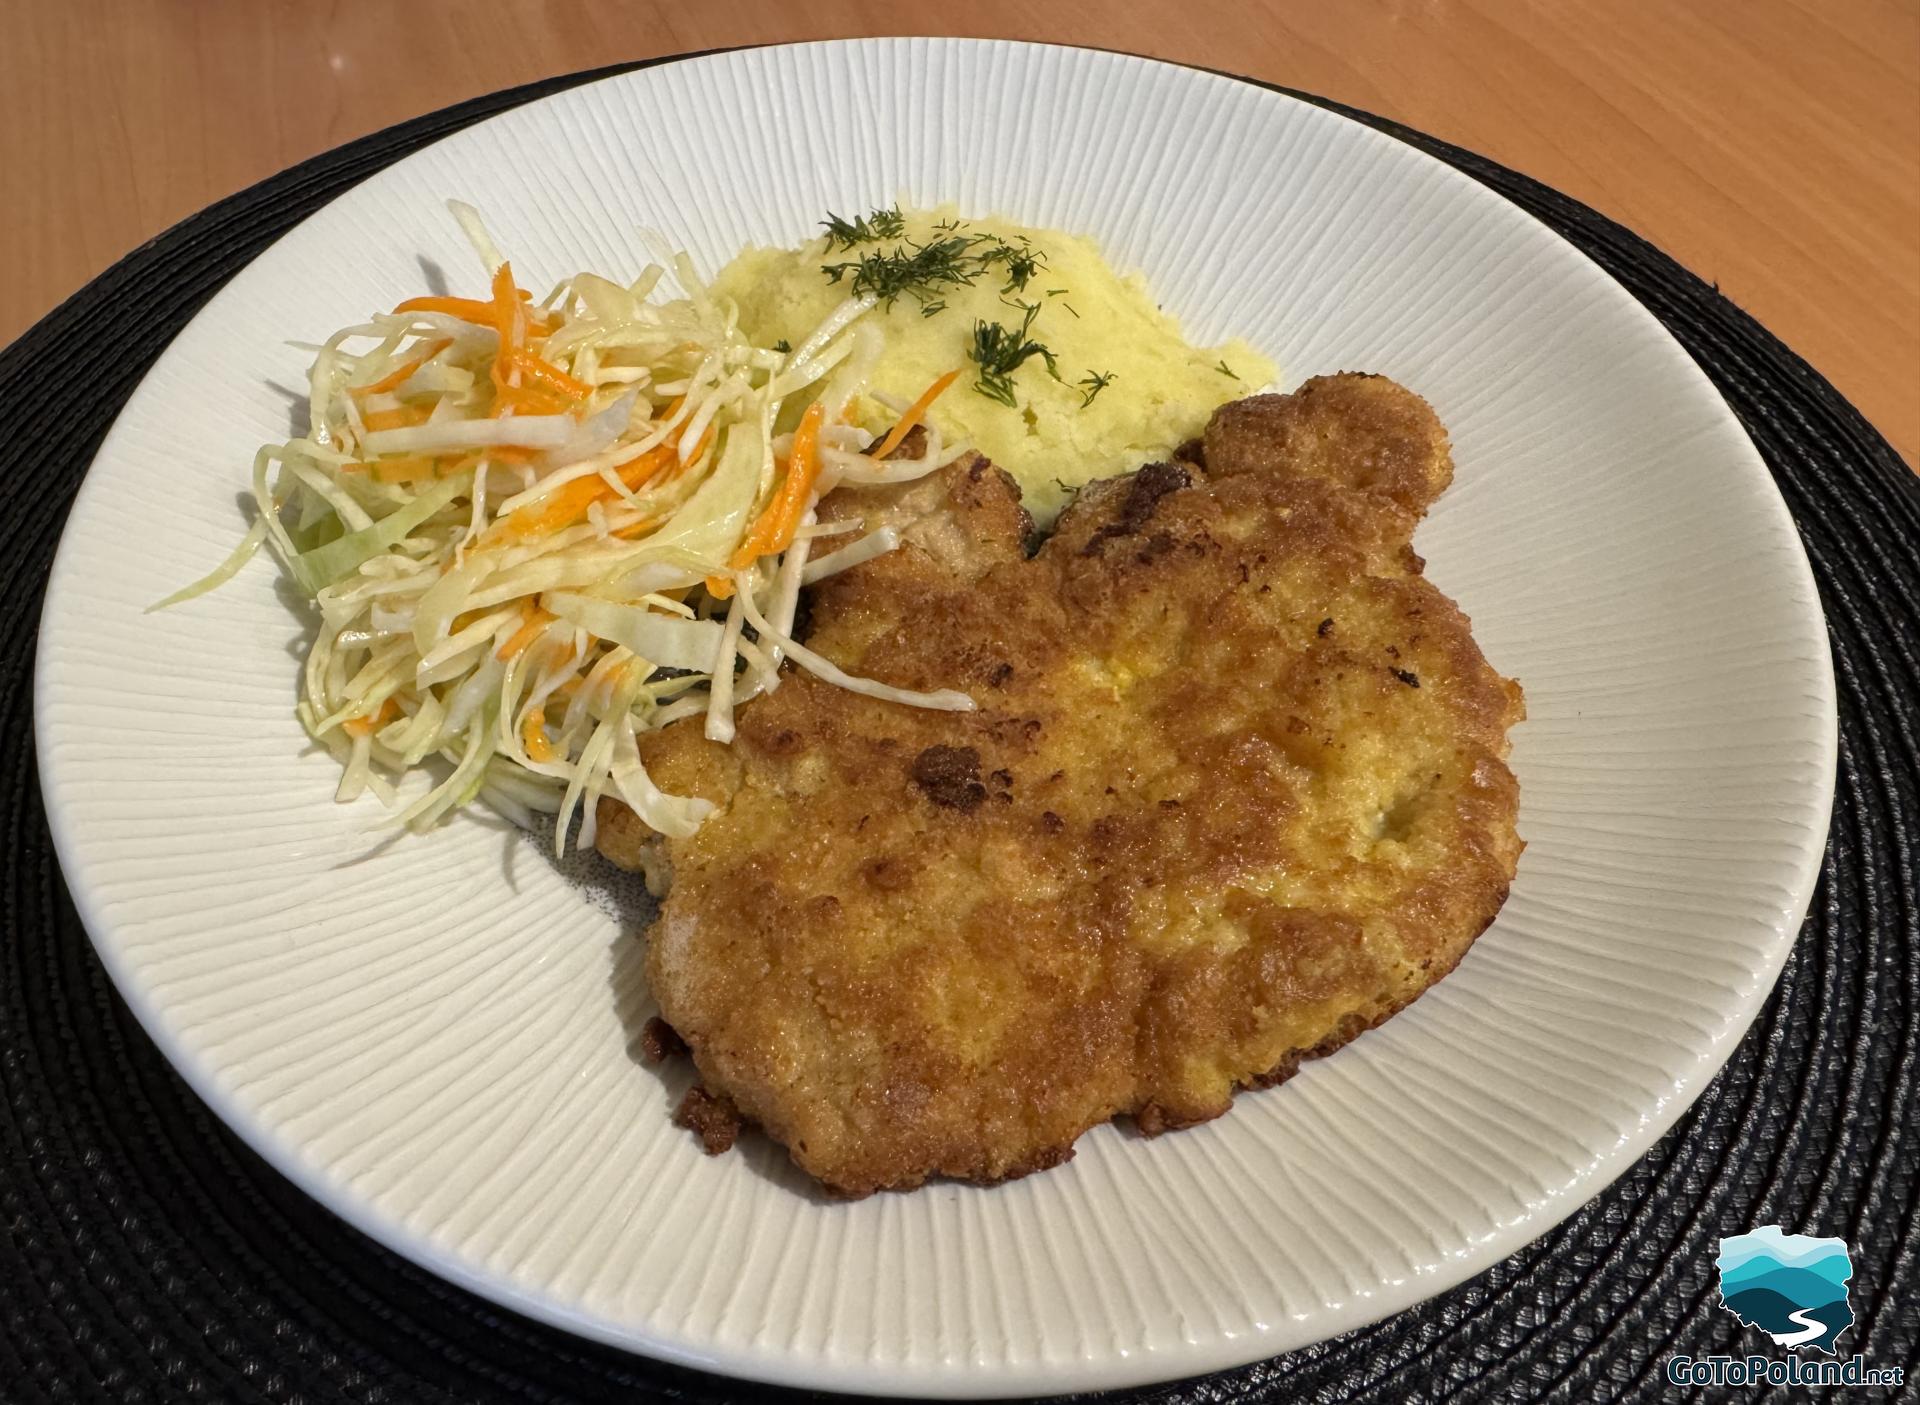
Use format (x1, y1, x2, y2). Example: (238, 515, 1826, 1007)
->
(1080, 460, 1191, 556)
(911, 744, 986, 811)
(675, 1086, 743, 1155)
(638, 1016, 687, 1065)
(1132, 1103, 1185, 1137)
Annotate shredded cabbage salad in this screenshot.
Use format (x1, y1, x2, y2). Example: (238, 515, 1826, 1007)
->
(159, 202, 975, 850)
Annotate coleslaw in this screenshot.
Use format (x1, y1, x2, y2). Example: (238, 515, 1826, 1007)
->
(159, 203, 974, 850)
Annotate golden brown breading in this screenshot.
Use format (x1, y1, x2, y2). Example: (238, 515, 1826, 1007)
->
(598, 373, 1523, 1197)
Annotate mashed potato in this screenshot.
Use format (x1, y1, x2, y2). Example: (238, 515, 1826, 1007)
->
(712, 206, 1275, 523)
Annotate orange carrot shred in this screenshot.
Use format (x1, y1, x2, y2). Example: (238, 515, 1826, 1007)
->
(350, 339, 451, 398)
(362, 405, 432, 432)
(491, 263, 523, 344)
(873, 369, 960, 460)
(392, 295, 497, 323)
(729, 401, 824, 571)
(522, 712, 557, 763)
(611, 515, 662, 540)
(393, 293, 553, 333)
(369, 455, 438, 484)
(497, 606, 555, 661)
(490, 380, 573, 418)
(508, 351, 592, 400)
(342, 697, 397, 739)
(487, 438, 677, 544)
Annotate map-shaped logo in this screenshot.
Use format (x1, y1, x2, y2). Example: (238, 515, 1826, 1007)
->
(1716, 1225, 1854, 1354)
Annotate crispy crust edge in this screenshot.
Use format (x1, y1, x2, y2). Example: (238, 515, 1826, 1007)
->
(1132, 883, 1512, 1137)
(650, 881, 1515, 1195)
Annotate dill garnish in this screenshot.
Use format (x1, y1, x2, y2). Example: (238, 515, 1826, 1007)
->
(1077, 370, 1116, 407)
(820, 204, 907, 251)
(822, 234, 989, 309)
(815, 214, 1057, 315)
(968, 302, 1059, 407)
(1215, 359, 1241, 380)
(988, 237, 1046, 294)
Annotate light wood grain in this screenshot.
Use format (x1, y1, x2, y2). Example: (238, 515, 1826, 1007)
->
(3, 1, 1914, 463)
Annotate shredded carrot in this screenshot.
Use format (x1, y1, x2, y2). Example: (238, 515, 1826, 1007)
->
(341, 697, 397, 739)
(479, 263, 582, 416)
(494, 468, 633, 541)
(362, 405, 433, 432)
(494, 264, 528, 343)
(486, 419, 714, 544)
(489, 442, 670, 543)
(730, 400, 825, 571)
(392, 295, 497, 323)
(350, 339, 451, 398)
(490, 380, 573, 417)
(497, 605, 555, 661)
(508, 351, 592, 400)
(394, 290, 553, 333)
(486, 262, 527, 409)
(873, 369, 960, 460)
(611, 514, 661, 540)
(707, 403, 821, 599)
(521, 711, 557, 763)
(442, 446, 538, 477)
(366, 455, 438, 484)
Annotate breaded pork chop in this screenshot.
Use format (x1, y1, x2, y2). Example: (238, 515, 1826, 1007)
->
(598, 373, 1524, 1196)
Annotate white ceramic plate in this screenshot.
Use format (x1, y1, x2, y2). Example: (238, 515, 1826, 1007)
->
(35, 39, 1835, 1397)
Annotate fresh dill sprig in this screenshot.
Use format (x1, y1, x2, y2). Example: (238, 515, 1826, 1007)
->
(968, 301, 1059, 407)
(987, 236, 1046, 294)
(822, 234, 990, 309)
(815, 213, 1058, 314)
(1215, 359, 1241, 380)
(1077, 369, 1116, 407)
(820, 204, 907, 251)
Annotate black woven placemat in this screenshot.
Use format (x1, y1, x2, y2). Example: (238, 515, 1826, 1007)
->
(3, 51, 1916, 1404)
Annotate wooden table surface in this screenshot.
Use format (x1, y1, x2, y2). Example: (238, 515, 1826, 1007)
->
(5, 2, 1916, 465)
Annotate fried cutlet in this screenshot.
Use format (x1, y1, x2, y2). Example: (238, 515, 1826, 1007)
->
(598, 373, 1524, 1197)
